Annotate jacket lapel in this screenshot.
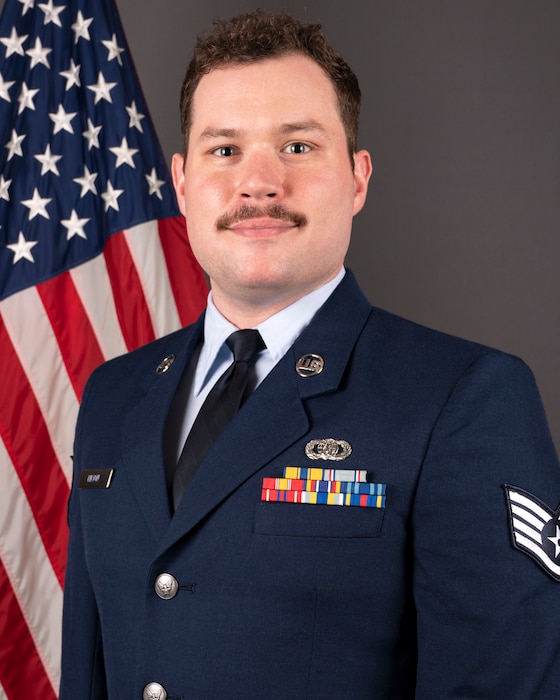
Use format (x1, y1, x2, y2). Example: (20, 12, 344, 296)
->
(120, 318, 204, 541)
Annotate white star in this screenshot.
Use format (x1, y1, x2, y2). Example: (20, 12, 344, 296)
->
(102, 33, 125, 65)
(35, 144, 62, 175)
(101, 180, 124, 212)
(17, 82, 40, 114)
(87, 72, 117, 105)
(5, 129, 25, 161)
(109, 137, 138, 168)
(0, 175, 12, 201)
(18, 0, 35, 15)
(0, 28, 28, 58)
(49, 103, 77, 134)
(0, 73, 16, 102)
(61, 209, 89, 240)
(7, 231, 38, 264)
(548, 525, 560, 559)
(73, 165, 97, 197)
(38, 0, 65, 27)
(82, 118, 101, 150)
(59, 58, 80, 90)
(21, 187, 52, 220)
(26, 37, 52, 68)
(126, 100, 145, 132)
(146, 168, 165, 200)
(71, 10, 93, 43)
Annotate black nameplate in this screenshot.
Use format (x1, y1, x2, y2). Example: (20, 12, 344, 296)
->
(78, 469, 114, 489)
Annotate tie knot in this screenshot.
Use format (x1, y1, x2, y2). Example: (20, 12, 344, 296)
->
(226, 329, 265, 363)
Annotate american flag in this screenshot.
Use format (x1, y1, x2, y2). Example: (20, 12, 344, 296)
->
(0, 0, 207, 696)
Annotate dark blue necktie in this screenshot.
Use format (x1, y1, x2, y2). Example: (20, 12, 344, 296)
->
(171, 329, 265, 511)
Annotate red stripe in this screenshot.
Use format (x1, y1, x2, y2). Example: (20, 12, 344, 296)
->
(0, 319, 69, 586)
(157, 216, 208, 327)
(103, 231, 156, 351)
(0, 558, 57, 699)
(37, 272, 106, 401)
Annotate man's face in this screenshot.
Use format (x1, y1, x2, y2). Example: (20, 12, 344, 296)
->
(172, 54, 372, 320)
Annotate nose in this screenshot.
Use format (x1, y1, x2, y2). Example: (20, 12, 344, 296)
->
(236, 149, 285, 200)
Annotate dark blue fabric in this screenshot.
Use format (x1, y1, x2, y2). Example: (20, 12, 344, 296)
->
(60, 270, 560, 699)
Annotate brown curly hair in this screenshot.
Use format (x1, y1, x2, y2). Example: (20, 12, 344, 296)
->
(179, 10, 361, 159)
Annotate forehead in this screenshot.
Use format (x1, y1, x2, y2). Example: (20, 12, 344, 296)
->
(190, 54, 341, 133)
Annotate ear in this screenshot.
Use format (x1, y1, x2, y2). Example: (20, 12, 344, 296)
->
(352, 149, 373, 216)
(171, 153, 187, 218)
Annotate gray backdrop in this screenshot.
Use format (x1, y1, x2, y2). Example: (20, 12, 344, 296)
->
(4, 0, 560, 451)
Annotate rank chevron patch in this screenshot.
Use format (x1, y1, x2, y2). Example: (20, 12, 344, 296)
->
(504, 484, 560, 582)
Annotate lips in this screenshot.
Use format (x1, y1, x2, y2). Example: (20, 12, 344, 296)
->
(227, 218, 298, 237)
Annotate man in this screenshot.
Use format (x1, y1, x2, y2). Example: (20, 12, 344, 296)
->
(60, 10, 560, 699)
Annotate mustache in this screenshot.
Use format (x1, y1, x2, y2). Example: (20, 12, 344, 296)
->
(216, 204, 308, 230)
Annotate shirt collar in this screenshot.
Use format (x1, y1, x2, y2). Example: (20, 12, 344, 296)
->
(193, 267, 345, 396)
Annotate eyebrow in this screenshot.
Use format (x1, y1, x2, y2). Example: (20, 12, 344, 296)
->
(197, 120, 328, 143)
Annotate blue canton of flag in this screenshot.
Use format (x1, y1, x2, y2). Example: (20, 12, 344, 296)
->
(0, 0, 180, 298)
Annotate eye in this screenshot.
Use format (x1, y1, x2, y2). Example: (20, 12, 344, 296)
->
(283, 142, 311, 155)
(211, 146, 237, 157)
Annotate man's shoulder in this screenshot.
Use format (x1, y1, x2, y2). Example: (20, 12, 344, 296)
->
(87, 318, 202, 387)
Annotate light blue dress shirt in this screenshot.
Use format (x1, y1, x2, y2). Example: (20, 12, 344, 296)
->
(176, 268, 345, 458)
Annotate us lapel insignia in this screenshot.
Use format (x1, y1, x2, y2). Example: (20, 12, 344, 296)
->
(305, 438, 352, 461)
(296, 353, 324, 377)
(504, 484, 560, 582)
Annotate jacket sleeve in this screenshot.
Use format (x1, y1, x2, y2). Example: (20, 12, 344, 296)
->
(59, 374, 108, 700)
(413, 352, 560, 698)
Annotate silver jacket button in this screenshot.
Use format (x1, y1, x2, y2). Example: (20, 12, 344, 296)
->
(143, 681, 167, 699)
(154, 573, 179, 600)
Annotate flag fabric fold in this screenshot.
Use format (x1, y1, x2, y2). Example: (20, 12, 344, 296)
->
(0, 0, 207, 696)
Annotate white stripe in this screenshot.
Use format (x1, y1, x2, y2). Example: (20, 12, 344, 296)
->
(511, 503, 546, 532)
(0, 681, 6, 700)
(0, 289, 78, 484)
(514, 532, 560, 577)
(70, 254, 128, 361)
(0, 437, 62, 695)
(512, 516, 544, 544)
(507, 489, 552, 524)
(124, 221, 182, 338)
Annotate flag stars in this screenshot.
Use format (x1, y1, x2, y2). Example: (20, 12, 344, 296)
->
(59, 58, 81, 90)
(5, 129, 25, 161)
(126, 101, 145, 132)
(21, 187, 52, 220)
(82, 118, 101, 150)
(18, 82, 40, 114)
(0, 175, 12, 202)
(7, 232, 38, 264)
(101, 180, 124, 212)
(61, 209, 90, 240)
(35, 144, 62, 176)
(109, 137, 138, 168)
(18, 0, 35, 16)
(102, 33, 125, 65)
(72, 10, 93, 43)
(0, 28, 28, 58)
(87, 72, 117, 104)
(49, 104, 77, 134)
(26, 37, 52, 69)
(146, 168, 165, 200)
(0, 73, 15, 102)
(38, 0, 66, 27)
(73, 165, 97, 197)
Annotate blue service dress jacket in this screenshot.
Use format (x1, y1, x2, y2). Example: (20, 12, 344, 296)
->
(60, 270, 560, 699)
